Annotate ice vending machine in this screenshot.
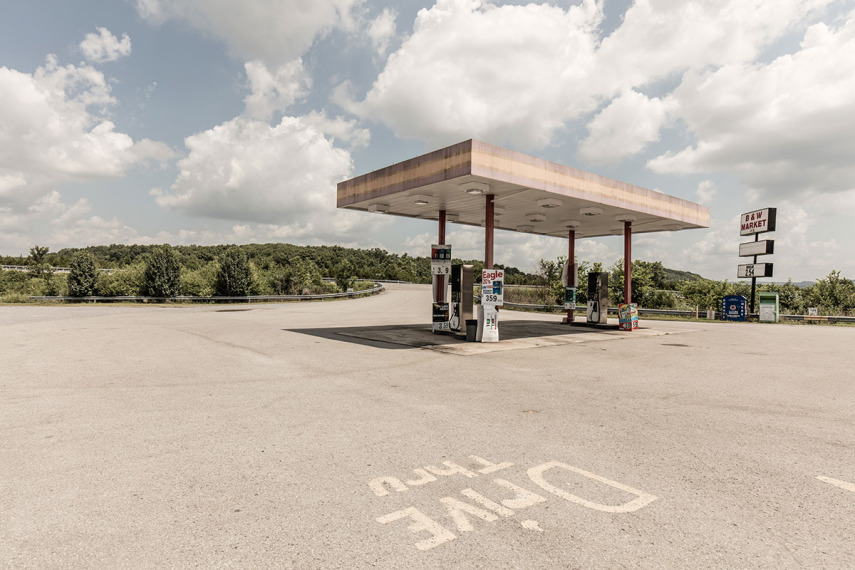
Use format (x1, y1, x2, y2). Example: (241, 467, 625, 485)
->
(449, 264, 474, 332)
(586, 271, 609, 325)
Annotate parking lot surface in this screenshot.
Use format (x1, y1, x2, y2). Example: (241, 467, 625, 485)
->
(2, 284, 854, 568)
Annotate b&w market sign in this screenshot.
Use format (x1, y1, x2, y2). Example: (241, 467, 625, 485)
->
(740, 208, 777, 236)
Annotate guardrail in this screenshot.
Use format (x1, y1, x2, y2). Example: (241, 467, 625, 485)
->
(29, 284, 385, 303)
(2, 264, 115, 274)
(780, 313, 855, 324)
(321, 278, 411, 284)
(479, 299, 855, 323)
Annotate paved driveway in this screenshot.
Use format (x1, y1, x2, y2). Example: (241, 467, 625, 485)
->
(2, 284, 853, 568)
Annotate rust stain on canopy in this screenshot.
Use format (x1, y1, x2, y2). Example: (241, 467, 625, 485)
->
(337, 139, 709, 238)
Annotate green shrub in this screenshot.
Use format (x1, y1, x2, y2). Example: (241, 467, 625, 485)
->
(249, 262, 271, 295)
(0, 292, 32, 303)
(97, 264, 145, 296)
(68, 252, 98, 297)
(263, 264, 292, 295)
(181, 262, 217, 297)
(28, 245, 50, 278)
(289, 257, 323, 295)
(353, 280, 375, 292)
(44, 273, 68, 296)
(335, 260, 356, 292)
(216, 247, 253, 296)
(144, 246, 181, 298)
(0, 269, 32, 294)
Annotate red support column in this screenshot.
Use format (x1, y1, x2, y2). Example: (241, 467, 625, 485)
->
(624, 221, 632, 305)
(437, 210, 447, 303)
(485, 195, 495, 269)
(567, 229, 576, 323)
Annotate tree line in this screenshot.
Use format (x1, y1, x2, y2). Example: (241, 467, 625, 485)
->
(528, 257, 854, 316)
(1, 244, 385, 300)
(2, 243, 853, 315)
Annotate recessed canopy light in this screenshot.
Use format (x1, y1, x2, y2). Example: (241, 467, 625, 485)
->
(460, 182, 490, 195)
(537, 198, 562, 209)
(614, 214, 637, 222)
(410, 194, 432, 205)
(562, 219, 581, 229)
(517, 225, 534, 233)
(368, 204, 390, 213)
(525, 213, 546, 223)
(580, 207, 603, 216)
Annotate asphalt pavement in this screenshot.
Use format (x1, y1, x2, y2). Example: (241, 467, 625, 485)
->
(2, 284, 853, 568)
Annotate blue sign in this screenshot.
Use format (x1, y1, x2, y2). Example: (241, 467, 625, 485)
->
(722, 295, 747, 321)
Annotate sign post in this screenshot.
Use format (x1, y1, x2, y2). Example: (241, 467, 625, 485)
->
(738, 208, 776, 315)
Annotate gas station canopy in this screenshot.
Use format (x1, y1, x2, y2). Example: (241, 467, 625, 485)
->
(337, 139, 709, 238)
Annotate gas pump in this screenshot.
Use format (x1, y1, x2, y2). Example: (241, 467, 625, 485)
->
(449, 264, 474, 332)
(477, 269, 504, 342)
(431, 244, 452, 332)
(586, 271, 609, 325)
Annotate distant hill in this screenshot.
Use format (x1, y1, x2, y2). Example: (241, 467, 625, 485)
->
(662, 267, 705, 283)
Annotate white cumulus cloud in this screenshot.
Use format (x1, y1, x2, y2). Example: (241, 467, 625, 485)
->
(696, 180, 718, 205)
(579, 90, 675, 163)
(648, 10, 855, 198)
(134, 0, 360, 66)
(594, 0, 831, 90)
(367, 7, 397, 57)
(79, 27, 132, 63)
(346, 0, 835, 162)
(345, 0, 604, 150)
(152, 115, 377, 243)
(243, 59, 310, 120)
(0, 55, 175, 209)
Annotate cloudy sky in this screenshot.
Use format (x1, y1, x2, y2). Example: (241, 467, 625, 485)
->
(2, 0, 854, 281)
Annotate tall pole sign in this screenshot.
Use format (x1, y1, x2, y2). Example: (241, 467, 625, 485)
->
(738, 208, 776, 314)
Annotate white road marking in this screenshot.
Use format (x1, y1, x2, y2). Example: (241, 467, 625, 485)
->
(528, 461, 657, 513)
(425, 461, 478, 478)
(406, 469, 438, 486)
(440, 496, 499, 532)
(369, 455, 513, 496)
(369, 476, 407, 497)
(521, 520, 544, 532)
(460, 488, 515, 517)
(373, 457, 658, 551)
(817, 475, 855, 494)
(376, 507, 456, 551)
(470, 455, 514, 474)
(493, 478, 547, 509)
